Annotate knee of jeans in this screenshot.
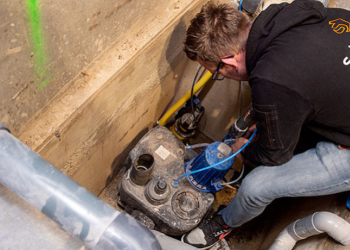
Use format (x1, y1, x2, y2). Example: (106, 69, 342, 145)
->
(239, 170, 273, 206)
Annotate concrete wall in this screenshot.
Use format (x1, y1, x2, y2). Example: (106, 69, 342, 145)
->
(1, 0, 182, 136)
(1, 0, 209, 195)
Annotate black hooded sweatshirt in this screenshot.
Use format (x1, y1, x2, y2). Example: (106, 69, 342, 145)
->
(242, 0, 350, 166)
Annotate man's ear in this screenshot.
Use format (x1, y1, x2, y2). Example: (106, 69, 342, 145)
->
(221, 56, 238, 68)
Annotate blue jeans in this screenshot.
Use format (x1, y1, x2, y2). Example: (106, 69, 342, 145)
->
(221, 142, 350, 227)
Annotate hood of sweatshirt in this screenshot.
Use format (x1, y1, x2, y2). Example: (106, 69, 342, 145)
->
(246, 0, 327, 74)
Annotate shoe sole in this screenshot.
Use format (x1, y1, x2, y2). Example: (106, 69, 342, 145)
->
(181, 234, 216, 250)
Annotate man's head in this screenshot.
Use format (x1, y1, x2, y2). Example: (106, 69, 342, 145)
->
(184, 1, 252, 80)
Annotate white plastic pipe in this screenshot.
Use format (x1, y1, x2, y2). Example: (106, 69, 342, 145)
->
(270, 211, 350, 250)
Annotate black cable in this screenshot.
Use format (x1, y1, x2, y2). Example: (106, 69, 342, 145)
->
(190, 66, 203, 123)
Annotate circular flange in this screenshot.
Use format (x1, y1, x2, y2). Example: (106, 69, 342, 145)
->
(172, 189, 201, 220)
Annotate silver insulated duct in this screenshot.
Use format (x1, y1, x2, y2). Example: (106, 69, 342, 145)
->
(0, 123, 161, 250)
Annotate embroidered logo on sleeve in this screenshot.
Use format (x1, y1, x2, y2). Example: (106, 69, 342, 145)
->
(329, 18, 350, 34)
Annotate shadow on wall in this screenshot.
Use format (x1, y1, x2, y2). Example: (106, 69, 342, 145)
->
(104, 19, 188, 190)
(105, 127, 150, 188)
(156, 19, 188, 121)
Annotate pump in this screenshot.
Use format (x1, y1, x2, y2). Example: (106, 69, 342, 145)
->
(179, 126, 257, 193)
(118, 126, 215, 236)
(118, 52, 256, 235)
(170, 95, 205, 140)
(117, 102, 256, 236)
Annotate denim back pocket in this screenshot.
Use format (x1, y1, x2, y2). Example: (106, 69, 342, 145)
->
(254, 104, 284, 150)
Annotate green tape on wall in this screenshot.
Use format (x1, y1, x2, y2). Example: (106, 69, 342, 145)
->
(26, 0, 50, 89)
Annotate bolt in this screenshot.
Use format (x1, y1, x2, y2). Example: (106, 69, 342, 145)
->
(177, 148, 184, 155)
(55, 131, 61, 141)
(155, 180, 167, 194)
(157, 180, 167, 190)
(156, 133, 163, 140)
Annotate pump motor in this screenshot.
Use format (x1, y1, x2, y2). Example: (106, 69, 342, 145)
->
(185, 142, 234, 193)
(170, 95, 204, 140)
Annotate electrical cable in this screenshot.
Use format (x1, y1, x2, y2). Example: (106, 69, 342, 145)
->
(221, 164, 245, 186)
(174, 0, 247, 186)
(238, 81, 244, 117)
(238, 0, 244, 116)
(173, 128, 257, 185)
(223, 1, 245, 186)
(157, 71, 212, 126)
(225, 0, 246, 186)
(190, 66, 203, 121)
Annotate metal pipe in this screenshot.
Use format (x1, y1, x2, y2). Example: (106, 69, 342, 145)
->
(270, 211, 350, 250)
(0, 123, 161, 250)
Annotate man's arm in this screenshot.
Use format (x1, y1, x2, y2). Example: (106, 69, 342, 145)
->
(240, 78, 315, 166)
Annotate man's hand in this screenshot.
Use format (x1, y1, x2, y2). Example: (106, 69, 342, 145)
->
(231, 137, 248, 160)
(244, 123, 257, 138)
(230, 123, 257, 160)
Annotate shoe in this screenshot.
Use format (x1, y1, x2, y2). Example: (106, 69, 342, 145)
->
(181, 209, 232, 249)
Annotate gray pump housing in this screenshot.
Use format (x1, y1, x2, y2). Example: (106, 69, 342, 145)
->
(118, 125, 214, 236)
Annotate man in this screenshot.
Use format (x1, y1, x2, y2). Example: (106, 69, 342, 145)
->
(182, 0, 350, 248)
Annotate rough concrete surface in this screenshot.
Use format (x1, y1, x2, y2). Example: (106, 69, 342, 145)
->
(1, 0, 180, 136)
(14, 0, 209, 195)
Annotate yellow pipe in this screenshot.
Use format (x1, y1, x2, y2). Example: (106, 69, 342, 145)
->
(158, 71, 213, 126)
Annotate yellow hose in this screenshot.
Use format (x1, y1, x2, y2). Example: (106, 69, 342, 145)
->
(158, 71, 213, 126)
